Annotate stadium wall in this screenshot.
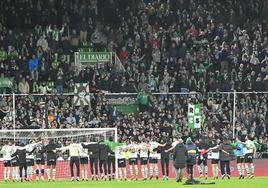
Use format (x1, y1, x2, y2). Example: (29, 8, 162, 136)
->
(1, 159, 268, 179)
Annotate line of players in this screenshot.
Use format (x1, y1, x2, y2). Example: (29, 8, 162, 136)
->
(0, 135, 256, 182)
(0, 137, 165, 182)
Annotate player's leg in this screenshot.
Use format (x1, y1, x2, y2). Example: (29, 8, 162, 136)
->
(249, 155, 254, 178)
(99, 160, 104, 179)
(52, 165, 57, 181)
(226, 160, 231, 179)
(103, 160, 108, 180)
(220, 160, 226, 179)
(70, 157, 75, 180)
(161, 159, 165, 180)
(149, 160, 154, 179)
(24, 163, 28, 180)
(94, 158, 99, 180)
(129, 159, 134, 179)
(134, 158, 139, 180)
(46, 164, 51, 181)
(203, 159, 208, 179)
(111, 156, 116, 179)
(75, 157, 80, 180)
(36, 163, 40, 180)
(19, 164, 23, 181)
(90, 158, 94, 180)
(197, 157, 203, 177)
(40, 163, 45, 181)
(165, 158, 169, 180)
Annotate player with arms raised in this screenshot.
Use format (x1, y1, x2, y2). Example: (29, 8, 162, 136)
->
(128, 139, 139, 180)
(244, 136, 256, 179)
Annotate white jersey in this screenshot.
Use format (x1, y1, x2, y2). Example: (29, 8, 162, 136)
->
(128, 144, 139, 158)
(149, 142, 160, 158)
(0, 145, 13, 161)
(26, 143, 38, 159)
(208, 145, 220, 159)
(139, 143, 149, 158)
(115, 145, 126, 159)
(80, 144, 88, 158)
(245, 140, 255, 154)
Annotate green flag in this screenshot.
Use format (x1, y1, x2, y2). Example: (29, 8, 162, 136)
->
(73, 83, 91, 106)
(188, 103, 201, 129)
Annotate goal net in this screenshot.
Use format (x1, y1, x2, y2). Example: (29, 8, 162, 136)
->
(0, 128, 117, 180)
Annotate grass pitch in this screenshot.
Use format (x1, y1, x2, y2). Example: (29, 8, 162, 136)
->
(1, 177, 268, 188)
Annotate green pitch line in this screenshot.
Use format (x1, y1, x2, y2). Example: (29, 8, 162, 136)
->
(1, 177, 268, 188)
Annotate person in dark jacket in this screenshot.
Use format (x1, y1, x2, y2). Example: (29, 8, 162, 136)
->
(11, 143, 31, 182)
(159, 138, 171, 180)
(82, 140, 100, 180)
(173, 139, 187, 182)
(42, 139, 61, 181)
(218, 138, 234, 179)
(98, 143, 109, 180)
(185, 137, 198, 180)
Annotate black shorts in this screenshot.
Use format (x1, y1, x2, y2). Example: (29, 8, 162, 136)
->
(197, 157, 207, 166)
(140, 157, 148, 165)
(211, 159, 219, 164)
(118, 158, 126, 168)
(237, 156, 244, 164)
(36, 158, 45, 165)
(4, 160, 11, 167)
(26, 159, 35, 166)
(244, 153, 253, 163)
(149, 157, 158, 164)
(129, 158, 138, 165)
(47, 158, 57, 166)
(80, 157, 88, 164)
(11, 159, 19, 167)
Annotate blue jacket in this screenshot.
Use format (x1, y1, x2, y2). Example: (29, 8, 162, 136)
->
(28, 56, 41, 72)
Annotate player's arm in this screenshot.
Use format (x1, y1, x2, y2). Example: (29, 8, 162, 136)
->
(158, 143, 166, 147)
(221, 149, 230, 155)
(165, 145, 175, 153)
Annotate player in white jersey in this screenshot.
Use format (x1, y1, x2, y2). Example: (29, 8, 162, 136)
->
(10, 144, 19, 181)
(244, 136, 256, 179)
(139, 141, 149, 180)
(128, 140, 139, 180)
(207, 139, 220, 179)
(0, 141, 14, 181)
(80, 142, 89, 180)
(25, 140, 39, 180)
(148, 141, 162, 180)
(115, 144, 127, 180)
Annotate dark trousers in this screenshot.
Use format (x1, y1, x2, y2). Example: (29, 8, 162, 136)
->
(108, 156, 115, 175)
(70, 156, 80, 177)
(99, 159, 108, 175)
(90, 158, 99, 175)
(220, 160, 230, 175)
(161, 158, 169, 176)
(19, 163, 27, 178)
(187, 164, 194, 179)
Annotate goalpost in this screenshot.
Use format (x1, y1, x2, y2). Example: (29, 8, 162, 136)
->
(0, 128, 118, 180)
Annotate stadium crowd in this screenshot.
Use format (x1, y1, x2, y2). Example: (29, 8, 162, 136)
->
(0, 0, 268, 156)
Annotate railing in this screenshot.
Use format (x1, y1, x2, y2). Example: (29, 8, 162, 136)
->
(1, 91, 267, 140)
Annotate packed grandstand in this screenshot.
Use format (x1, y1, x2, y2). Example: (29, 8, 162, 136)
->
(0, 0, 268, 170)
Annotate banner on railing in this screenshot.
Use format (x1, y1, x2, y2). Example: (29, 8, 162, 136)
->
(79, 52, 112, 65)
(73, 83, 90, 106)
(188, 103, 201, 129)
(105, 94, 138, 114)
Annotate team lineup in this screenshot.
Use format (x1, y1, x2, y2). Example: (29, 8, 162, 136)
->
(0, 135, 257, 182)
